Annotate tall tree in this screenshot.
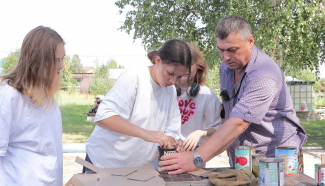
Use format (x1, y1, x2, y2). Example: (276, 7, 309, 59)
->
(71, 54, 84, 73)
(116, 0, 325, 74)
(88, 59, 115, 95)
(1, 49, 20, 74)
(61, 56, 78, 87)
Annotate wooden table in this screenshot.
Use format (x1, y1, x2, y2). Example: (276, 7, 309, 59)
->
(159, 168, 315, 186)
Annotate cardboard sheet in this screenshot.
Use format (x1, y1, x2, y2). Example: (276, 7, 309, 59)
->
(71, 156, 165, 186)
(126, 169, 158, 181)
(71, 174, 97, 186)
(322, 154, 325, 166)
(111, 168, 137, 177)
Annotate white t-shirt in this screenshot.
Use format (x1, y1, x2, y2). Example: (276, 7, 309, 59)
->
(86, 66, 182, 168)
(178, 85, 222, 145)
(0, 81, 63, 186)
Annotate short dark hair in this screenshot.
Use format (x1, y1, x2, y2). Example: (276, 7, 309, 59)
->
(147, 39, 192, 68)
(215, 15, 252, 40)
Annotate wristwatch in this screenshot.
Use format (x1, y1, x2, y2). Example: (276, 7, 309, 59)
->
(193, 150, 203, 167)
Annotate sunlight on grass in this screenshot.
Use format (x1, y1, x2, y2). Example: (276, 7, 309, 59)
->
(62, 133, 91, 143)
(55, 90, 96, 106)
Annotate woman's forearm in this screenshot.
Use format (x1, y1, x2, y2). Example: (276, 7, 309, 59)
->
(96, 115, 146, 138)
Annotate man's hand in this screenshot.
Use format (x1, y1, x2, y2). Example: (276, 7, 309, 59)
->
(158, 151, 196, 174)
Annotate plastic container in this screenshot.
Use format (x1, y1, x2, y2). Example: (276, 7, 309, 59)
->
(286, 81, 314, 112)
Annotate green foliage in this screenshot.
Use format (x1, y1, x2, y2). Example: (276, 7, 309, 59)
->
(115, 0, 325, 71)
(88, 59, 117, 95)
(2, 49, 20, 74)
(205, 64, 220, 90)
(70, 54, 84, 73)
(314, 94, 325, 109)
(61, 55, 78, 87)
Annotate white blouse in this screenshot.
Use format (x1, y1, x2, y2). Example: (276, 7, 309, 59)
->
(0, 81, 63, 186)
(86, 66, 182, 168)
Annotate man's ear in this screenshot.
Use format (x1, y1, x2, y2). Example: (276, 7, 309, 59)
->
(248, 35, 254, 49)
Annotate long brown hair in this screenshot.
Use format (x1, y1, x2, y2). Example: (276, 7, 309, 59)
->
(187, 43, 208, 85)
(0, 26, 64, 111)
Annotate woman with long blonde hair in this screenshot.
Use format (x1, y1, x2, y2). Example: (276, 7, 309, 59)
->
(0, 26, 65, 185)
(174, 43, 222, 154)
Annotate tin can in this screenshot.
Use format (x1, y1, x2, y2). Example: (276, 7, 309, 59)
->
(157, 146, 177, 173)
(275, 146, 298, 175)
(252, 154, 266, 177)
(235, 146, 255, 171)
(315, 164, 325, 186)
(259, 158, 284, 186)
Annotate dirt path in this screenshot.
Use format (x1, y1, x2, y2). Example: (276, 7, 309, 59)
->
(63, 150, 325, 185)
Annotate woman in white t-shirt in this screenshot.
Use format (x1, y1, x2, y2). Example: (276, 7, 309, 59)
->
(0, 26, 65, 186)
(174, 43, 222, 151)
(85, 39, 192, 169)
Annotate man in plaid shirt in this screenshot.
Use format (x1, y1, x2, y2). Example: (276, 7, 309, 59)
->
(159, 15, 306, 174)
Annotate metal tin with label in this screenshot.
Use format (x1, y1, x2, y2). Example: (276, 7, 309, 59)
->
(252, 154, 266, 178)
(259, 158, 284, 186)
(315, 163, 325, 186)
(235, 146, 255, 171)
(157, 146, 177, 173)
(275, 146, 298, 175)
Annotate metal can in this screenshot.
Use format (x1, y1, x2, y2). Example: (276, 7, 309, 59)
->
(275, 146, 298, 175)
(315, 164, 325, 186)
(259, 158, 284, 186)
(235, 146, 255, 171)
(252, 154, 266, 178)
(157, 146, 177, 173)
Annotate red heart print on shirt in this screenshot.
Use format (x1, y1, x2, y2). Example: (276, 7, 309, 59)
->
(177, 97, 198, 124)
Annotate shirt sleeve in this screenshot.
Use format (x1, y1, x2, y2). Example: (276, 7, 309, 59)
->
(203, 89, 222, 130)
(94, 69, 137, 123)
(164, 93, 182, 141)
(230, 76, 277, 124)
(0, 105, 12, 156)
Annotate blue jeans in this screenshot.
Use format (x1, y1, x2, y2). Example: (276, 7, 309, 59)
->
(82, 153, 95, 174)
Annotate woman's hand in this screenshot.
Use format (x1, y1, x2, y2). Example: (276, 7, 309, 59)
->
(183, 130, 206, 151)
(173, 141, 185, 152)
(140, 130, 171, 148)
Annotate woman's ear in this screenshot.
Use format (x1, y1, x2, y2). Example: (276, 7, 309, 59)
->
(155, 56, 162, 66)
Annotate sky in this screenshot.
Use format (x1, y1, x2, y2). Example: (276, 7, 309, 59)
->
(0, 0, 324, 78)
(0, 0, 151, 68)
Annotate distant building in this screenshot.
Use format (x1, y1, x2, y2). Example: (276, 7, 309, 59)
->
(82, 67, 95, 73)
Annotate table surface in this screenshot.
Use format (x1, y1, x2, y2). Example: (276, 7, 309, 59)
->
(159, 167, 315, 186)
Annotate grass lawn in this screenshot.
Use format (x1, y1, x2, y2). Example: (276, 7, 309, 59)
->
(56, 91, 96, 143)
(56, 91, 325, 147)
(300, 120, 325, 148)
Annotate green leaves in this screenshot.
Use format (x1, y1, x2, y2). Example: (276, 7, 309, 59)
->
(88, 59, 121, 95)
(116, 0, 325, 75)
(61, 55, 78, 87)
(2, 49, 20, 74)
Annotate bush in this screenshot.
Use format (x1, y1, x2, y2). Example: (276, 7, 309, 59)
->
(205, 64, 220, 95)
(88, 59, 115, 95)
(2, 49, 20, 74)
